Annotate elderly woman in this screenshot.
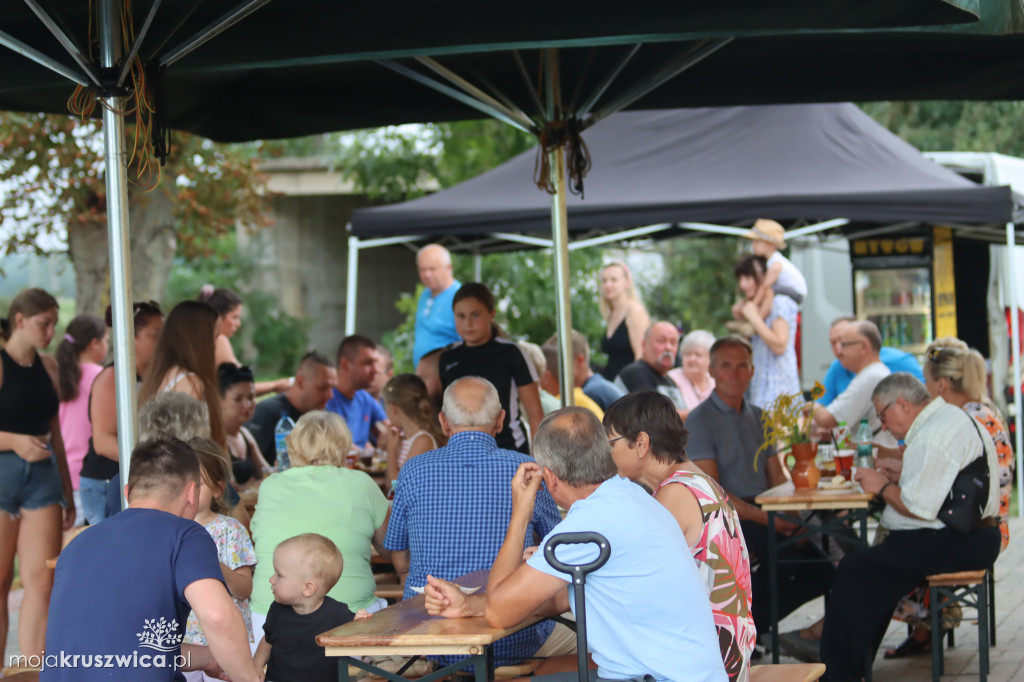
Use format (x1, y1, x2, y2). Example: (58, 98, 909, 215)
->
(883, 338, 1014, 658)
(666, 330, 716, 421)
(249, 411, 390, 650)
(735, 255, 799, 408)
(604, 391, 755, 682)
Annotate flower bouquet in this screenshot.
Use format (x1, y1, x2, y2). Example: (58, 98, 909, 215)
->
(755, 383, 825, 488)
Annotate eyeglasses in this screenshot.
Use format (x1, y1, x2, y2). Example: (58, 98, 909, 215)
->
(877, 401, 897, 424)
(839, 339, 865, 349)
(608, 436, 625, 446)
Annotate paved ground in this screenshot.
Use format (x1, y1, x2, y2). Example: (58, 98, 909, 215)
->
(6, 518, 1024, 679)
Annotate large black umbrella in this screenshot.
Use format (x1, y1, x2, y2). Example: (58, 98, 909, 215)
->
(0, 0, 1021, 498)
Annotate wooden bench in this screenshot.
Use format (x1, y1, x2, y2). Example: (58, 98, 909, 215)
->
(374, 583, 405, 602)
(925, 568, 993, 682)
(750, 663, 826, 682)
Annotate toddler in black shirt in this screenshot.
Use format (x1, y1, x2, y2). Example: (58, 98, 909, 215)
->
(253, 533, 370, 682)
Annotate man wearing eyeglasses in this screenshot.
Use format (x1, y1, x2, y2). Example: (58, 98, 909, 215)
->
(808, 321, 897, 447)
(821, 373, 1000, 681)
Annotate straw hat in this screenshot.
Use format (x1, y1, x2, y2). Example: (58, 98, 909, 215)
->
(743, 219, 787, 248)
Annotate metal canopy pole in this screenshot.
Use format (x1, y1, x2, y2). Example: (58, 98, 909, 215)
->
(346, 234, 360, 336)
(1007, 223, 1024, 517)
(98, 0, 137, 510)
(546, 50, 574, 408)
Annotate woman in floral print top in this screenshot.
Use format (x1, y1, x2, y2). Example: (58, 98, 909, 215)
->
(604, 391, 755, 682)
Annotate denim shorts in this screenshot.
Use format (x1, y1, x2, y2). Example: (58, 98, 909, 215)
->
(0, 450, 65, 517)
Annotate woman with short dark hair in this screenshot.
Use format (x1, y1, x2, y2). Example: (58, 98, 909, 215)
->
(604, 391, 755, 682)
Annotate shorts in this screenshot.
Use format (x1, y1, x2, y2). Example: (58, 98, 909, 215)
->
(0, 450, 65, 517)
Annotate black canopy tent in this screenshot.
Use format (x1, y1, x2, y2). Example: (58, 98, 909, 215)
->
(344, 100, 1022, 341)
(351, 103, 1021, 241)
(2, 0, 1024, 503)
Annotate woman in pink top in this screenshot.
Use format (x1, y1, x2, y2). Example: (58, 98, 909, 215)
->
(667, 329, 716, 422)
(55, 314, 108, 526)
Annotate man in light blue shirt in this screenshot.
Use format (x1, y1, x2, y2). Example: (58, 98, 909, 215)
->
(422, 407, 726, 682)
(413, 244, 461, 365)
(818, 317, 924, 406)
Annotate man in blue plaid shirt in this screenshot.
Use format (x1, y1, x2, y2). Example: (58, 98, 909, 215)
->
(384, 376, 575, 667)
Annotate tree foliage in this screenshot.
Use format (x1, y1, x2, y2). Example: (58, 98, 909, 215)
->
(859, 101, 1024, 156)
(0, 112, 272, 313)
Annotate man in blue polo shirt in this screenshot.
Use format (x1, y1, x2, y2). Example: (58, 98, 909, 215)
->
(326, 335, 387, 448)
(818, 316, 923, 406)
(413, 244, 461, 366)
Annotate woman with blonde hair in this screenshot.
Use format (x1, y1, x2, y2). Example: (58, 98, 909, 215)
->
(249, 411, 390, 652)
(0, 288, 74, 662)
(884, 337, 1014, 658)
(139, 300, 225, 447)
(598, 260, 650, 380)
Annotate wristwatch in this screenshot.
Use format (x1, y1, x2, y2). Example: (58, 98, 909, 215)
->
(877, 482, 892, 499)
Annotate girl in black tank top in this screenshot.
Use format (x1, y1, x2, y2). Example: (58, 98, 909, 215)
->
(0, 287, 74, 661)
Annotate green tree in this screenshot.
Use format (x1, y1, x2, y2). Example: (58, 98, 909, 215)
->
(0, 112, 271, 315)
(642, 238, 741, 337)
(859, 101, 1024, 156)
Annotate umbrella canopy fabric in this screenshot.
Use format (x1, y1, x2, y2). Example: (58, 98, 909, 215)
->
(0, 1, 1019, 142)
(351, 103, 1018, 238)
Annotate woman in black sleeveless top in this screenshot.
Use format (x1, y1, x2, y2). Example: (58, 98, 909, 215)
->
(598, 261, 650, 380)
(0, 288, 74, 661)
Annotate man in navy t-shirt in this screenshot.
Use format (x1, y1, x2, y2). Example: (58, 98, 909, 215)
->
(43, 439, 259, 682)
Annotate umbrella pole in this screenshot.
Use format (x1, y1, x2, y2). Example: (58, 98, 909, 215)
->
(1007, 223, 1023, 517)
(346, 234, 360, 336)
(99, 0, 137, 509)
(546, 50, 574, 408)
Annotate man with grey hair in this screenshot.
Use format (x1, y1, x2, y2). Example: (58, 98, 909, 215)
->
(413, 243, 461, 366)
(822, 373, 1001, 681)
(423, 408, 727, 682)
(383, 376, 570, 669)
(613, 321, 686, 411)
(809, 320, 897, 446)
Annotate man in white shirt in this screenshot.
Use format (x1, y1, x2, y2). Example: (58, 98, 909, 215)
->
(820, 373, 1001, 681)
(809, 320, 896, 447)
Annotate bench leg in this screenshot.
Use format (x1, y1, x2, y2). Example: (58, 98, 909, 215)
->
(931, 586, 943, 682)
(979, 579, 989, 682)
(338, 657, 352, 682)
(988, 569, 996, 647)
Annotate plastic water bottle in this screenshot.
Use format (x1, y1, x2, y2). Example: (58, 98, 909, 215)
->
(855, 418, 874, 468)
(274, 412, 295, 471)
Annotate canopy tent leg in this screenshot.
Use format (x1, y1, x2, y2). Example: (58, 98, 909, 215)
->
(346, 234, 360, 336)
(98, 0, 137, 510)
(473, 252, 482, 281)
(545, 50, 574, 408)
(1007, 223, 1023, 517)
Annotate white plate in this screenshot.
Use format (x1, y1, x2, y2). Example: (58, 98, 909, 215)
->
(408, 585, 481, 595)
(818, 480, 853, 491)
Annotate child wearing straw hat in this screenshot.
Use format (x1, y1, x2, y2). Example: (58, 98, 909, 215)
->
(732, 218, 808, 322)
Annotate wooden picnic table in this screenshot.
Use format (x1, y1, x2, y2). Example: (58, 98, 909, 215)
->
(754, 481, 876, 664)
(317, 569, 538, 682)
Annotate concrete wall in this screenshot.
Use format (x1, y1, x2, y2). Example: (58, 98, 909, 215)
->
(242, 165, 418, 356)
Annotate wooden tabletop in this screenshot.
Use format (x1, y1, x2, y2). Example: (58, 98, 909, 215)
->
(317, 569, 537, 657)
(754, 481, 875, 511)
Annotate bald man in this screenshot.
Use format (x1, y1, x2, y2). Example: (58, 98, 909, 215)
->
(413, 244, 462, 365)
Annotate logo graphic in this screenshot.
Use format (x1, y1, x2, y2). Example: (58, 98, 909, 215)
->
(137, 618, 183, 653)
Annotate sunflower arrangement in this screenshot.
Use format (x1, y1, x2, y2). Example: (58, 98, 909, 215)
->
(754, 382, 825, 470)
